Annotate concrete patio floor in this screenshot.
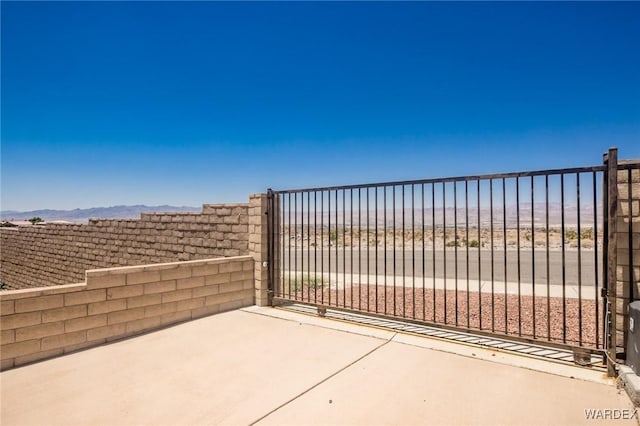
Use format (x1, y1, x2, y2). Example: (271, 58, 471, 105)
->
(1, 306, 636, 426)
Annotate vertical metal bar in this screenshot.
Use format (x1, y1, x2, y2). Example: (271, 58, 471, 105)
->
(320, 191, 324, 305)
(412, 184, 416, 319)
(422, 183, 426, 321)
(577, 172, 582, 346)
(393, 185, 396, 316)
(402, 185, 406, 318)
(593, 171, 600, 348)
(307, 192, 310, 302)
(335, 189, 339, 306)
(280, 192, 283, 302)
(383, 187, 387, 315)
(279, 192, 283, 301)
(314, 191, 318, 303)
(351, 189, 354, 309)
(288, 193, 292, 299)
(267, 190, 272, 301)
(275, 192, 281, 304)
(343, 189, 346, 308)
(367, 187, 371, 312)
(432, 183, 436, 322)
(531, 176, 536, 339)
(454, 181, 458, 326)
(273, 192, 278, 301)
(294, 192, 298, 300)
(478, 180, 482, 329)
(269, 192, 283, 306)
(359, 187, 362, 311)
(282, 193, 285, 299)
(561, 174, 566, 343)
(300, 192, 304, 301)
(503, 178, 508, 334)
(517, 177, 521, 336)
(328, 190, 331, 306)
(490, 179, 495, 332)
(443, 182, 447, 324)
(546, 176, 550, 341)
(466, 180, 470, 328)
(375, 187, 379, 313)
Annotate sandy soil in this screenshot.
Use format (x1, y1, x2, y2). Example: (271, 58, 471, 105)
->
(283, 226, 603, 250)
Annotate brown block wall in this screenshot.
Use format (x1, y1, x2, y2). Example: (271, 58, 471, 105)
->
(0, 256, 254, 370)
(0, 203, 249, 290)
(616, 162, 640, 354)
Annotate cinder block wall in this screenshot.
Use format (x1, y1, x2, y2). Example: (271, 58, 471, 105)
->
(249, 194, 270, 306)
(0, 256, 254, 370)
(616, 161, 640, 354)
(0, 204, 249, 290)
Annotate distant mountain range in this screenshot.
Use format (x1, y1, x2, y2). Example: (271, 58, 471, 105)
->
(0, 205, 200, 223)
(1, 202, 602, 228)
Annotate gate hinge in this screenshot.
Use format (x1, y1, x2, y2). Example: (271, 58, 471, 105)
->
(601, 288, 608, 298)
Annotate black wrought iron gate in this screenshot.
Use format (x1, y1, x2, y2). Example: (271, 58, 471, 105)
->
(266, 158, 630, 357)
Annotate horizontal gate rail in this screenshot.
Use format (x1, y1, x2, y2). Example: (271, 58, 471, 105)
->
(277, 166, 606, 194)
(279, 301, 606, 363)
(271, 164, 611, 352)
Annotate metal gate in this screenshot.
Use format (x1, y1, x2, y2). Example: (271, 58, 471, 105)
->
(266, 156, 632, 357)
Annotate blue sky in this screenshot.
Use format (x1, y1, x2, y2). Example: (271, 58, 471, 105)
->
(1, 2, 639, 211)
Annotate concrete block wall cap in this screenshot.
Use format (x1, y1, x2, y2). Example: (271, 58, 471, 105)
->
(202, 203, 248, 208)
(619, 365, 635, 378)
(140, 210, 199, 215)
(85, 255, 254, 277)
(0, 283, 84, 300)
(618, 365, 640, 406)
(0, 288, 45, 301)
(40, 283, 87, 296)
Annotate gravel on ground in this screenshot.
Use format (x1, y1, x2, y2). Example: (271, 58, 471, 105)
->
(287, 285, 602, 348)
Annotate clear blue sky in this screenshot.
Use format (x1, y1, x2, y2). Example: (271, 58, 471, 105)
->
(1, 2, 639, 211)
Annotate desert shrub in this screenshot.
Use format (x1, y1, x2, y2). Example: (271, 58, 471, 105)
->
(581, 228, 594, 240)
(284, 274, 325, 292)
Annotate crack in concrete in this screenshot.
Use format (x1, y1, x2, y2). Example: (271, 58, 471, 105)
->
(249, 332, 398, 426)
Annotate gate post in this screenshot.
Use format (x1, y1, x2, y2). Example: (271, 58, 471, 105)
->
(604, 147, 618, 375)
(249, 193, 270, 306)
(267, 189, 280, 306)
(604, 148, 618, 376)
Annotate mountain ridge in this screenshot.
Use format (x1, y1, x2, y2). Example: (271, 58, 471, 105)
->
(0, 205, 201, 223)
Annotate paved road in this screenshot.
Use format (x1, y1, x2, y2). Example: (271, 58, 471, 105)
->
(282, 249, 602, 287)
